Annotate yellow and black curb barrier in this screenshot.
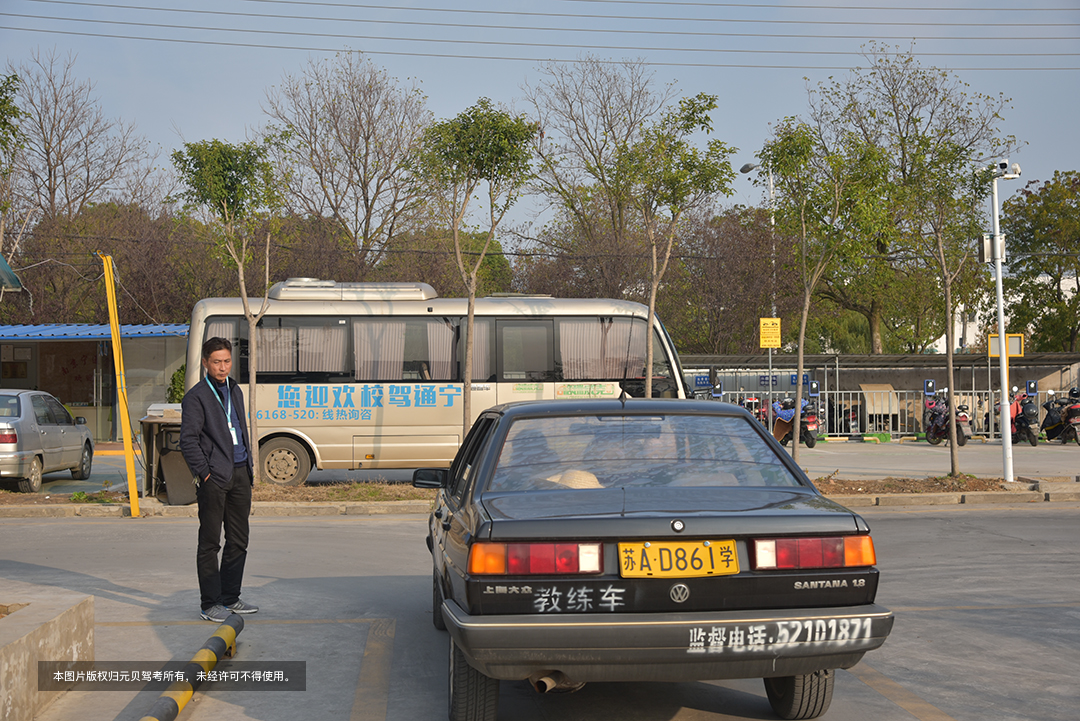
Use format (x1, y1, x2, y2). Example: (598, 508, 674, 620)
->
(139, 614, 244, 721)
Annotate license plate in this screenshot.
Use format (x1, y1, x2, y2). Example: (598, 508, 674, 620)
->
(618, 540, 739, 578)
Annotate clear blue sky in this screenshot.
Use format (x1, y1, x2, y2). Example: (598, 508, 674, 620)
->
(2, 0, 1078, 214)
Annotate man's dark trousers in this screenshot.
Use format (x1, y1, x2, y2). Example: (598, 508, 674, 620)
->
(196, 464, 252, 611)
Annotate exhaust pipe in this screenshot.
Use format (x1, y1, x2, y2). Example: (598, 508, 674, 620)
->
(528, 671, 585, 694)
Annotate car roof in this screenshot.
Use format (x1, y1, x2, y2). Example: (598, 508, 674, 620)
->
(487, 399, 752, 420)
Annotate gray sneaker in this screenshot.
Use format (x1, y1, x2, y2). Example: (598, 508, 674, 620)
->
(200, 604, 233, 623)
(227, 599, 259, 614)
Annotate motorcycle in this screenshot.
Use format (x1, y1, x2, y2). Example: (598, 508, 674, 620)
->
(924, 388, 971, 446)
(772, 397, 818, 448)
(1008, 386, 1039, 447)
(1041, 388, 1080, 445)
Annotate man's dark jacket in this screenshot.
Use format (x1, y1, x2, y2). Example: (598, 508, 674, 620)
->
(180, 377, 254, 486)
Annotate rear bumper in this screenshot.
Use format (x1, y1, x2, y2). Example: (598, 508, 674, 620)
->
(0, 451, 35, 478)
(443, 600, 894, 682)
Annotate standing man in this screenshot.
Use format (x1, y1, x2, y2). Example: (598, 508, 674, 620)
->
(180, 337, 259, 622)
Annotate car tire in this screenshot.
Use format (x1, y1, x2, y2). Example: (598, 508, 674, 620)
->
(956, 431, 967, 447)
(433, 569, 447, 631)
(71, 444, 93, 480)
(764, 669, 834, 720)
(448, 636, 498, 721)
(18, 457, 43, 494)
(260, 437, 311, 486)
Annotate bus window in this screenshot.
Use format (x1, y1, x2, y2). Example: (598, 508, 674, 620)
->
(354, 317, 459, 382)
(205, 317, 241, 380)
(497, 320, 555, 382)
(557, 317, 647, 381)
(469, 318, 495, 382)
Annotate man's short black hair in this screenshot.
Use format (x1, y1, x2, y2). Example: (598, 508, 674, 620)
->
(202, 337, 233, 360)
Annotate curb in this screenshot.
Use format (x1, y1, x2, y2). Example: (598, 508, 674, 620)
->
(0, 493, 1072, 518)
(0, 500, 433, 518)
(141, 614, 243, 721)
(828, 490, 1056, 507)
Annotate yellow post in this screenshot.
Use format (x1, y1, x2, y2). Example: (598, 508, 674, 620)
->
(98, 254, 140, 517)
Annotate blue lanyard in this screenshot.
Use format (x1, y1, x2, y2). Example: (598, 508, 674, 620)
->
(206, 376, 232, 423)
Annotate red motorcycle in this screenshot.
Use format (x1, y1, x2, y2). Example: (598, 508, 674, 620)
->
(924, 388, 971, 446)
(1008, 387, 1040, 447)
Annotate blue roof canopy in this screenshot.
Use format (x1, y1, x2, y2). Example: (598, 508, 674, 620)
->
(0, 324, 189, 340)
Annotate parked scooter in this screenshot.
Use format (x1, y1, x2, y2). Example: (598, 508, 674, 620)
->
(1041, 388, 1080, 445)
(772, 397, 818, 448)
(924, 388, 972, 446)
(1008, 386, 1040, 447)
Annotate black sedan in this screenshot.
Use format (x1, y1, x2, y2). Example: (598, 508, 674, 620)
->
(414, 399, 893, 721)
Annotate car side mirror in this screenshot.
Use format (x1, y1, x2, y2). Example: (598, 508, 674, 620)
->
(413, 468, 448, 489)
(74, 417, 87, 425)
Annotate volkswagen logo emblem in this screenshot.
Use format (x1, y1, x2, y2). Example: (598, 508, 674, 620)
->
(669, 583, 690, 603)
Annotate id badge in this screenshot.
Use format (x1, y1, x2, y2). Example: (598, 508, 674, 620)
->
(230, 424, 240, 445)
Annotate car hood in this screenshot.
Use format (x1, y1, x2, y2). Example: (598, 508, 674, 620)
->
(480, 487, 864, 540)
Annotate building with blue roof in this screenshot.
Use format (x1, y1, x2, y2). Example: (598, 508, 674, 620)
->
(0, 324, 189, 441)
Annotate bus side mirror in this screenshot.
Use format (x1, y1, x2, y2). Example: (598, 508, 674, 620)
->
(413, 468, 448, 489)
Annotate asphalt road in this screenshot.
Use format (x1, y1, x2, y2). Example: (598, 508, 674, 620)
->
(28, 437, 1080, 499)
(2, 503, 1077, 721)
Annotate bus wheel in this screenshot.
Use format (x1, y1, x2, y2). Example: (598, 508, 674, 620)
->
(260, 438, 311, 486)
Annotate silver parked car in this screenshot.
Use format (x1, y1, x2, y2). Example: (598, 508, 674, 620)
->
(0, 390, 94, 492)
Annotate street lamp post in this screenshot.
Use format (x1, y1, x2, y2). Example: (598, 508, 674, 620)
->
(990, 160, 1020, 483)
(741, 163, 776, 432)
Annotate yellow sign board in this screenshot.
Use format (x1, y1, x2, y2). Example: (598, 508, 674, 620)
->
(988, 334, 1024, 358)
(760, 318, 781, 349)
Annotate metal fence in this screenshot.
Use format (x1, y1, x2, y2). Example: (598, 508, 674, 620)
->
(701, 388, 1060, 440)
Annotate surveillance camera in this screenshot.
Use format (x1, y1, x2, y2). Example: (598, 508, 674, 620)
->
(997, 159, 1009, 171)
(1011, 163, 1021, 176)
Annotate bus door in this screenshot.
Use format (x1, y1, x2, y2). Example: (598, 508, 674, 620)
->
(495, 319, 556, 405)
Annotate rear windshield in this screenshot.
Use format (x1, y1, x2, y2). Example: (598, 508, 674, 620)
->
(0, 395, 20, 418)
(489, 414, 802, 492)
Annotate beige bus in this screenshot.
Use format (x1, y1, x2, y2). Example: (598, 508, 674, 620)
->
(185, 278, 687, 485)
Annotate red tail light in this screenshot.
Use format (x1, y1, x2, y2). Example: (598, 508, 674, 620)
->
(752, 536, 876, 570)
(0, 430, 16, 444)
(470, 542, 603, 575)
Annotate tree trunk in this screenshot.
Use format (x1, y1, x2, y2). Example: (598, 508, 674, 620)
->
(943, 277, 959, 476)
(869, 299, 884, 354)
(793, 287, 812, 465)
(462, 287, 476, 441)
(645, 238, 658, 399)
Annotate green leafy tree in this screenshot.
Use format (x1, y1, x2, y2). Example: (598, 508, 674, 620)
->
(898, 140, 991, 474)
(806, 44, 1013, 353)
(172, 138, 280, 483)
(1001, 171, 1080, 352)
(760, 119, 889, 463)
(616, 93, 735, 397)
(413, 98, 535, 436)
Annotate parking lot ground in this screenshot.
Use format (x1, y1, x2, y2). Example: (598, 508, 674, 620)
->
(790, 439, 1080, 481)
(2, 502, 1077, 721)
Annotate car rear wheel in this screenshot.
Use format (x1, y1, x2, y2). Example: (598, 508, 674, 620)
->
(432, 569, 447, 631)
(448, 636, 498, 721)
(71, 444, 93, 480)
(764, 669, 834, 720)
(18, 457, 43, 493)
(260, 437, 311, 486)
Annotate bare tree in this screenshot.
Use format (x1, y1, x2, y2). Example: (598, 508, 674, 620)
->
(6, 48, 153, 220)
(263, 52, 430, 273)
(523, 56, 675, 292)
